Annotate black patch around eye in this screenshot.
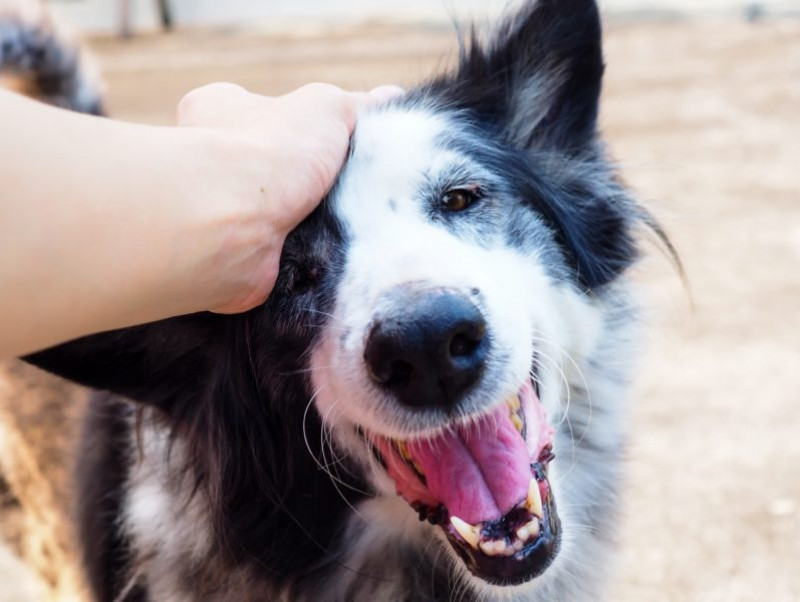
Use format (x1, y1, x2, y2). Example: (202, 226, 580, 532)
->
(441, 187, 481, 212)
(284, 264, 321, 296)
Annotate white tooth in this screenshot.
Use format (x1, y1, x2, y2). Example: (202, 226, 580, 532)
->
(526, 478, 543, 518)
(511, 413, 524, 434)
(480, 540, 507, 557)
(507, 395, 521, 411)
(450, 516, 481, 550)
(395, 440, 411, 460)
(517, 518, 541, 543)
(527, 518, 540, 539)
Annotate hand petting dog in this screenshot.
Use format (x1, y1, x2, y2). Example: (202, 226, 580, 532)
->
(0, 83, 401, 356)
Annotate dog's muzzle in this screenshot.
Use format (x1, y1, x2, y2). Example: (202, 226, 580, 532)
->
(357, 286, 561, 585)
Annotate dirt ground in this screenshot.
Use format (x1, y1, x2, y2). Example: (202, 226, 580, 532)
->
(1, 16, 799, 602)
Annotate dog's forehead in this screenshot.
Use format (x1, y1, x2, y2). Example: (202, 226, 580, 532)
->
(331, 106, 452, 227)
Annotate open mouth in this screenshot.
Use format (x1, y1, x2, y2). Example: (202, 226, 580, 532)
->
(370, 379, 560, 586)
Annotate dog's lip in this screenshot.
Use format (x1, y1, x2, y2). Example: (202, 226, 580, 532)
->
(362, 378, 561, 585)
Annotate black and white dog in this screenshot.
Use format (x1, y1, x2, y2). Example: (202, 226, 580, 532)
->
(25, 1, 666, 600)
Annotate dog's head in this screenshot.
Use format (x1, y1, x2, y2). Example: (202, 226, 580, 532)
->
(28, 0, 650, 595)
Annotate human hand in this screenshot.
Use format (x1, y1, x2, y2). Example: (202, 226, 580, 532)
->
(175, 82, 403, 314)
(0, 82, 402, 356)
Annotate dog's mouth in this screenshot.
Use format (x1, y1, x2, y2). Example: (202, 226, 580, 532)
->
(369, 379, 560, 586)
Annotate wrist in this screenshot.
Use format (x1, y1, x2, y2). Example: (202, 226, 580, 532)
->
(164, 127, 285, 314)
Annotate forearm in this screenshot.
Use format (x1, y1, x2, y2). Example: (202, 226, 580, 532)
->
(0, 90, 240, 355)
(0, 82, 400, 357)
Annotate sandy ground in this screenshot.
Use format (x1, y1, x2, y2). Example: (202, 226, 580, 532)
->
(1, 16, 799, 602)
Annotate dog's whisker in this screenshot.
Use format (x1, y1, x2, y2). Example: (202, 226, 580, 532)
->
(531, 331, 596, 448)
(311, 398, 374, 502)
(528, 347, 580, 470)
(318, 405, 373, 521)
(298, 308, 339, 319)
(278, 363, 338, 376)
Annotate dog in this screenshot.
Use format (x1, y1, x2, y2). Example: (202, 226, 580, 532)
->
(0, 1, 102, 114)
(21, 0, 670, 600)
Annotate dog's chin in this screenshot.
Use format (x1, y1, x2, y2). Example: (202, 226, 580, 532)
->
(366, 378, 561, 586)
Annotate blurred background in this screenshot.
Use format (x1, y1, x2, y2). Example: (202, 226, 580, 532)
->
(0, 0, 798, 601)
(43, 0, 800, 32)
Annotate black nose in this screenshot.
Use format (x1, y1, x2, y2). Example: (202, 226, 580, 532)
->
(364, 291, 487, 410)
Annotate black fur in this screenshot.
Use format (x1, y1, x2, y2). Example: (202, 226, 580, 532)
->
(422, 0, 604, 153)
(28, 204, 365, 597)
(76, 395, 147, 602)
(0, 19, 104, 114)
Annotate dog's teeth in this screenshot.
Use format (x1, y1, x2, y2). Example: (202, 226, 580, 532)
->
(479, 539, 508, 557)
(506, 395, 521, 412)
(525, 478, 543, 518)
(479, 537, 521, 557)
(511, 413, 524, 434)
(516, 517, 541, 543)
(450, 516, 481, 550)
(395, 440, 411, 460)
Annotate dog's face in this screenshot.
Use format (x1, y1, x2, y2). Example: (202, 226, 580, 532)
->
(27, 0, 647, 597)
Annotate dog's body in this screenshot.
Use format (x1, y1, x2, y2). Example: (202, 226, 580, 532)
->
(21, 1, 666, 600)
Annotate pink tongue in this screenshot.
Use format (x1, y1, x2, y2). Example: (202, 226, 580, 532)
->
(407, 403, 531, 525)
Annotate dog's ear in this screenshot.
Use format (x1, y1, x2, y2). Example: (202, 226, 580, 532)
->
(433, 0, 604, 154)
(23, 314, 222, 410)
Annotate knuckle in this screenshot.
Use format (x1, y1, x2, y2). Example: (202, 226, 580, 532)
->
(177, 88, 203, 122)
(178, 82, 247, 122)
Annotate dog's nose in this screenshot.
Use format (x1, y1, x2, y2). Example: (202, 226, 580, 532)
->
(364, 291, 487, 410)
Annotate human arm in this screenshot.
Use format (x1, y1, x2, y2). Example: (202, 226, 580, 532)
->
(0, 83, 400, 356)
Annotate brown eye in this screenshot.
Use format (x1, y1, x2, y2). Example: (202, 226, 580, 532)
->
(441, 188, 479, 212)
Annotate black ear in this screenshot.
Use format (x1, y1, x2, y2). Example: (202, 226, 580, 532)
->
(23, 313, 223, 410)
(430, 0, 604, 154)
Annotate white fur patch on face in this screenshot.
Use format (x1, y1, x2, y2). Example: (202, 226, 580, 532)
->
(314, 108, 526, 435)
(311, 105, 604, 438)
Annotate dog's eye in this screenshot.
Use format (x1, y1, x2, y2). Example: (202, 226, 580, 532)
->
(441, 188, 479, 212)
(285, 265, 320, 295)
